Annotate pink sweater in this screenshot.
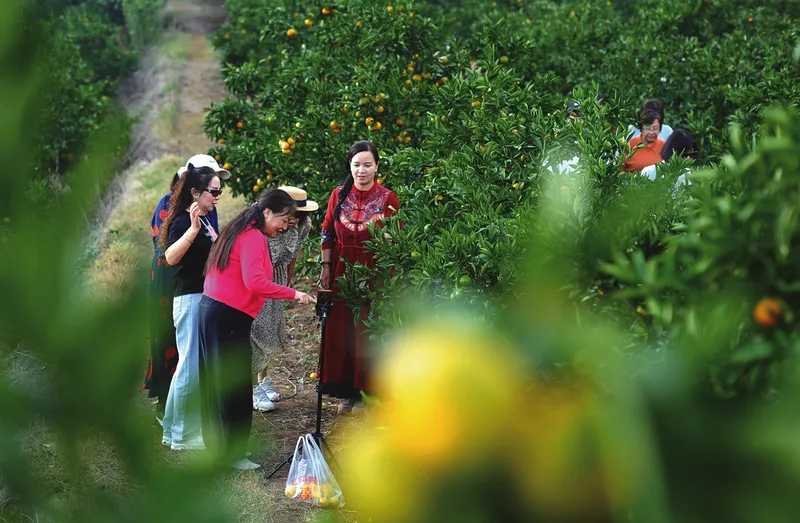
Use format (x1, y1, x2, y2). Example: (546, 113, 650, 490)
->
(204, 226, 295, 318)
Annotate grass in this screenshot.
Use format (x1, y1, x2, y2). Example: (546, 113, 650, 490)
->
(157, 32, 193, 62)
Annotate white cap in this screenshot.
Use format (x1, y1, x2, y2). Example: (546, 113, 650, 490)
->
(181, 154, 230, 180)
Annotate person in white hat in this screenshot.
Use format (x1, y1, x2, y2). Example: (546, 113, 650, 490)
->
(178, 154, 231, 180)
(250, 186, 319, 411)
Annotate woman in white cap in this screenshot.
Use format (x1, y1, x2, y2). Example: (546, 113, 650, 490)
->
(156, 155, 229, 451)
(250, 186, 318, 411)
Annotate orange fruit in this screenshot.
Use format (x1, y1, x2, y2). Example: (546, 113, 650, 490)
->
(253, 185, 260, 192)
(310, 372, 319, 379)
(471, 100, 481, 107)
(285, 486, 297, 498)
(287, 137, 295, 145)
(236, 121, 243, 129)
(321, 7, 330, 14)
(754, 298, 782, 327)
(223, 162, 232, 170)
(396, 118, 403, 125)
(356, 20, 362, 27)
(286, 28, 297, 38)
(304, 18, 313, 26)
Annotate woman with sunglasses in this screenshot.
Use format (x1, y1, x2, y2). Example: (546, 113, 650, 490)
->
(157, 156, 229, 451)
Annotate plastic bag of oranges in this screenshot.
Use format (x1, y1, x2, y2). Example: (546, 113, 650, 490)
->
(284, 434, 345, 509)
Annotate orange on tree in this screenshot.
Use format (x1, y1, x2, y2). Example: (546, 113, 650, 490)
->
(753, 298, 783, 327)
(286, 27, 297, 38)
(304, 18, 313, 26)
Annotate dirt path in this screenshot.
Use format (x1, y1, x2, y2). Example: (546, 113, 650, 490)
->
(93, 2, 348, 521)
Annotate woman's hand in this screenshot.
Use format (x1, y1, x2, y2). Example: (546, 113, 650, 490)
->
(294, 291, 317, 305)
(188, 202, 202, 233)
(320, 265, 331, 290)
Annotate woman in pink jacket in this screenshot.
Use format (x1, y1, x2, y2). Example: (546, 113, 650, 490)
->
(198, 189, 315, 470)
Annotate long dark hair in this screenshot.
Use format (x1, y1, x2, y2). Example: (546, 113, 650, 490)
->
(170, 170, 182, 191)
(334, 140, 380, 221)
(205, 189, 296, 274)
(158, 164, 219, 249)
(661, 129, 696, 161)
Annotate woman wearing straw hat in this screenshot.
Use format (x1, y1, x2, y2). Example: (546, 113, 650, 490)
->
(250, 186, 319, 411)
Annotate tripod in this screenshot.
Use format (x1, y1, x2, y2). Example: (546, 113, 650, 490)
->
(266, 294, 334, 479)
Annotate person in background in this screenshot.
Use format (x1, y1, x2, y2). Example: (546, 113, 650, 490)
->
(623, 110, 665, 172)
(144, 166, 220, 426)
(199, 190, 316, 471)
(641, 129, 697, 190)
(250, 186, 318, 412)
(157, 156, 228, 451)
(629, 98, 674, 141)
(319, 141, 400, 414)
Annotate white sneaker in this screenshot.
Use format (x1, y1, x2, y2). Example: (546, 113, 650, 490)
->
(258, 378, 281, 402)
(231, 458, 261, 470)
(171, 435, 206, 451)
(253, 385, 275, 412)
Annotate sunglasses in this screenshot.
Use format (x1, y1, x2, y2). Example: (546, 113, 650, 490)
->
(206, 188, 223, 197)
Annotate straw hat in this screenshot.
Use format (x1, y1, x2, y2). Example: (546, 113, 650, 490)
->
(278, 186, 319, 211)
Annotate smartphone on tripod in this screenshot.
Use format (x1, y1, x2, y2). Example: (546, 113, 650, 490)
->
(315, 289, 333, 317)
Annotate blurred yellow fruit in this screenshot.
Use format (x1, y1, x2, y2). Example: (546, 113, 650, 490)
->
(304, 18, 313, 26)
(285, 486, 296, 498)
(287, 137, 296, 145)
(223, 162, 232, 170)
(340, 432, 421, 522)
(387, 5, 393, 11)
(286, 28, 297, 38)
(374, 321, 524, 470)
(321, 7, 330, 14)
(310, 372, 319, 379)
(253, 185, 260, 192)
(471, 100, 481, 107)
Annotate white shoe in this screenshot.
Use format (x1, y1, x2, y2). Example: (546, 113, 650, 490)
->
(253, 385, 275, 412)
(171, 435, 206, 451)
(231, 458, 261, 470)
(258, 378, 281, 402)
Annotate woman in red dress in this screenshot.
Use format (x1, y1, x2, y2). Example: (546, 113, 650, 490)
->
(320, 141, 399, 414)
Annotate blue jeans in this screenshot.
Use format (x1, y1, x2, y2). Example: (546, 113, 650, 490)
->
(163, 292, 203, 445)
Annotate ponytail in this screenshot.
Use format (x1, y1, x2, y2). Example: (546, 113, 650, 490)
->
(205, 190, 296, 274)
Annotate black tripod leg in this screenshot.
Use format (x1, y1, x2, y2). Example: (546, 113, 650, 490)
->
(266, 452, 293, 479)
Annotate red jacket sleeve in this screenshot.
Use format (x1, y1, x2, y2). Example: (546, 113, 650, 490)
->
(385, 190, 400, 218)
(239, 229, 295, 300)
(321, 187, 339, 250)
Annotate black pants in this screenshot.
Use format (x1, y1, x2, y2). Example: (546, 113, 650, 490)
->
(198, 295, 254, 464)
